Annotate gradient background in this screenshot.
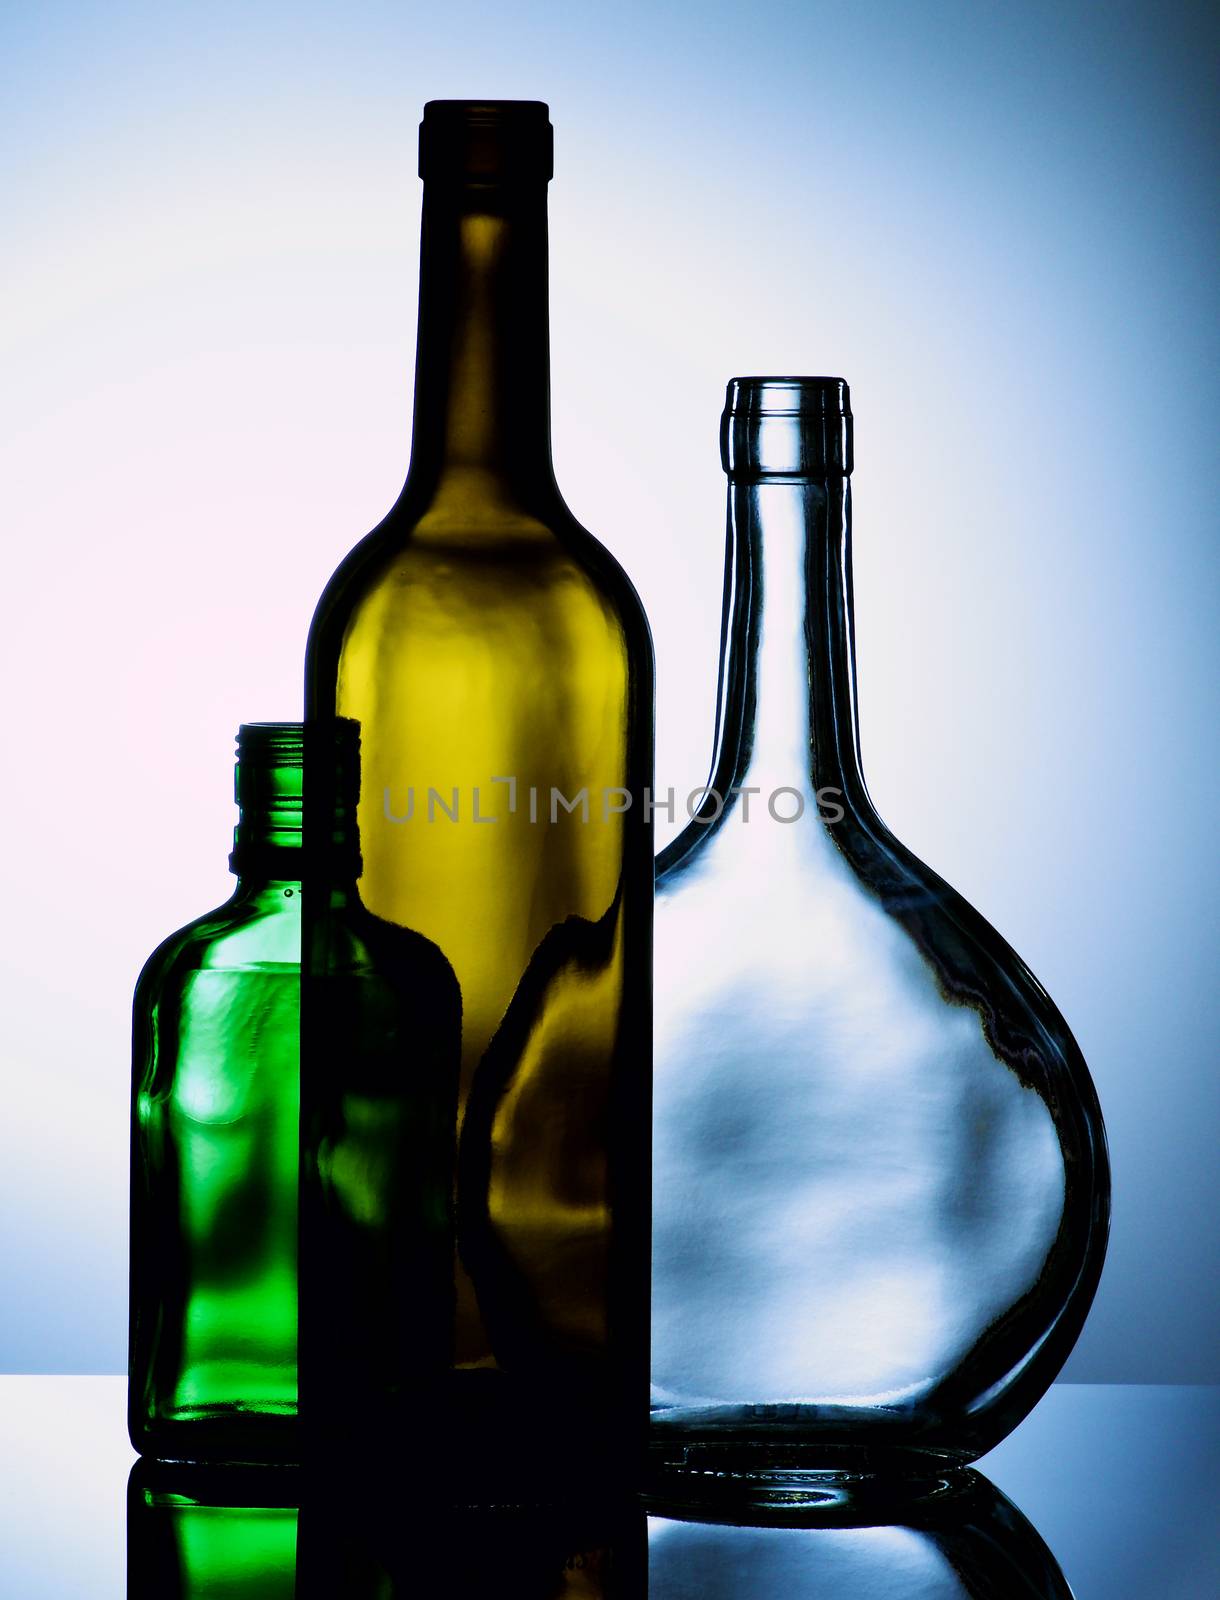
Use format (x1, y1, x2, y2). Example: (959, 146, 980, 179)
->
(1, 0, 1216, 1383)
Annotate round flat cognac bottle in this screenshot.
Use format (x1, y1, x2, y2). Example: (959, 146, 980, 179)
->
(650, 379, 1109, 1473)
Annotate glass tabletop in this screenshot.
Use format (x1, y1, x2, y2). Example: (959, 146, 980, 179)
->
(1, 1380, 1216, 1597)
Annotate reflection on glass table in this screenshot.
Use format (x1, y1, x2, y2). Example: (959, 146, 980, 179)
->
(2, 1382, 1219, 1598)
(129, 1457, 1070, 1598)
(128, 1459, 644, 1597)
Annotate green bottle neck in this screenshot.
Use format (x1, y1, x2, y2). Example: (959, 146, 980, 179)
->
(231, 877, 301, 907)
(404, 181, 558, 508)
(229, 722, 360, 884)
(229, 725, 304, 881)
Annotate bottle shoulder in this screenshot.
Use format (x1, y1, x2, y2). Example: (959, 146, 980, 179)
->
(135, 890, 301, 1006)
(307, 480, 653, 679)
(657, 786, 1097, 1093)
(309, 893, 460, 985)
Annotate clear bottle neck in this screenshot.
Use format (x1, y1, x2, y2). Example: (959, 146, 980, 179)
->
(404, 178, 556, 509)
(696, 379, 866, 837)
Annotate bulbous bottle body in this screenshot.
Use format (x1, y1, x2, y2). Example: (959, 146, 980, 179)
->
(650, 379, 1108, 1469)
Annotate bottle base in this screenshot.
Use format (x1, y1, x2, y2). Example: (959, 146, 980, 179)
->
(130, 1405, 300, 1467)
(648, 1402, 979, 1494)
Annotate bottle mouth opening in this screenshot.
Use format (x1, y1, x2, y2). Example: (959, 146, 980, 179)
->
(725, 377, 851, 418)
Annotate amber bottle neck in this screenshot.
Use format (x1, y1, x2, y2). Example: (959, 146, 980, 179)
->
(405, 181, 557, 505)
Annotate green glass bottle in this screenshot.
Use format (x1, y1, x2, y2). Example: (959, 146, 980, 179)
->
(301, 101, 654, 1478)
(129, 723, 307, 1463)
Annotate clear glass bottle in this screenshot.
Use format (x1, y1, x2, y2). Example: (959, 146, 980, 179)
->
(301, 102, 653, 1477)
(651, 378, 1109, 1470)
(129, 723, 308, 1463)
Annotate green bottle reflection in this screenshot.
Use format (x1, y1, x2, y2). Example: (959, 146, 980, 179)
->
(129, 724, 309, 1463)
(127, 1462, 298, 1597)
(127, 1459, 646, 1598)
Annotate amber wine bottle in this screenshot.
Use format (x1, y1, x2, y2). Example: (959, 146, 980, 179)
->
(301, 102, 654, 1477)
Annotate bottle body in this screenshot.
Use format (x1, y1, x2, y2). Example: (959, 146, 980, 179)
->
(301, 103, 653, 1475)
(299, 864, 463, 1444)
(129, 726, 306, 1463)
(650, 380, 1108, 1468)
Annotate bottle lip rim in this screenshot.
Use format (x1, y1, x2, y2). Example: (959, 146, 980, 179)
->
(422, 100, 551, 121)
(235, 720, 361, 743)
(725, 377, 852, 418)
(235, 722, 304, 760)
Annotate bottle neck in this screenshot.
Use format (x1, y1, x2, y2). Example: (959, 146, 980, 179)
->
(704, 473, 866, 821)
(405, 181, 556, 507)
(231, 721, 361, 887)
(232, 875, 300, 904)
(230, 821, 302, 886)
(229, 725, 303, 883)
